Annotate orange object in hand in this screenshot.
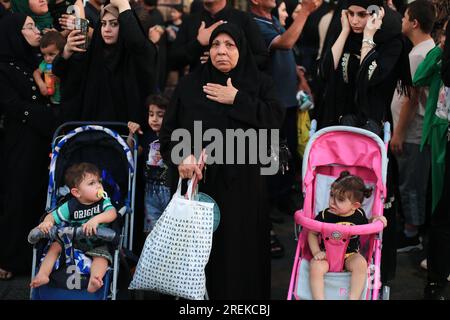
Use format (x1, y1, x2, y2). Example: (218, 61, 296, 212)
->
(44, 64, 55, 96)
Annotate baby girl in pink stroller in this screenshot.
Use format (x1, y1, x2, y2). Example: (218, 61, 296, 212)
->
(288, 122, 391, 300)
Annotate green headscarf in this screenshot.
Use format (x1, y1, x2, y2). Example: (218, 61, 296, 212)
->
(11, 0, 53, 30)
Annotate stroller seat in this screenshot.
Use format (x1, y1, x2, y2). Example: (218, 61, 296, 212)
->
(294, 259, 368, 300)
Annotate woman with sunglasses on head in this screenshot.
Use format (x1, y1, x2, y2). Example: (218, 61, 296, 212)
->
(0, 13, 56, 280)
(317, 0, 411, 135)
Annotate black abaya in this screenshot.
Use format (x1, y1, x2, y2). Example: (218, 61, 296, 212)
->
(317, 5, 409, 128)
(160, 24, 285, 299)
(0, 13, 54, 274)
(54, 9, 158, 126)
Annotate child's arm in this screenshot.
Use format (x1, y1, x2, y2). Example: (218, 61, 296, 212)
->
(37, 213, 56, 234)
(308, 231, 326, 260)
(82, 208, 118, 237)
(33, 68, 48, 96)
(126, 132, 135, 149)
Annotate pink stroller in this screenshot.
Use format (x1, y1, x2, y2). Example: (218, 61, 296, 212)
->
(287, 121, 391, 300)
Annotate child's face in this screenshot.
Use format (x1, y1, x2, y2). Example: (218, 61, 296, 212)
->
(72, 173, 103, 204)
(41, 44, 60, 64)
(148, 104, 165, 133)
(170, 8, 182, 21)
(328, 189, 360, 216)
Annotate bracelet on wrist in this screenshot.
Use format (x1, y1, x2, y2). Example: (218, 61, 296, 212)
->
(362, 38, 376, 47)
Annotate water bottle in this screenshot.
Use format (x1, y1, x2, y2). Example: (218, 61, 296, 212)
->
(44, 63, 55, 96)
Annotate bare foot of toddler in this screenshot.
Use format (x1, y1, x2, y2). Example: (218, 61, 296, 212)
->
(30, 273, 50, 288)
(87, 275, 103, 293)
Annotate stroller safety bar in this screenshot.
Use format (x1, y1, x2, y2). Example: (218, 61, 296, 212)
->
(295, 211, 384, 236)
(28, 226, 117, 245)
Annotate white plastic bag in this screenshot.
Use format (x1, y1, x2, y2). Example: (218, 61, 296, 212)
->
(129, 178, 214, 300)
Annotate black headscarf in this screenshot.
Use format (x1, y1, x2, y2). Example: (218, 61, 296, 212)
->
(79, 6, 155, 125)
(347, 0, 382, 7)
(203, 23, 261, 96)
(345, 1, 399, 54)
(271, 0, 284, 22)
(0, 12, 38, 69)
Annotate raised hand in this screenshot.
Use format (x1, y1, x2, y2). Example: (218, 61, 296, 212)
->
(197, 20, 225, 46)
(341, 10, 351, 33)
(364, 7, 384, 39)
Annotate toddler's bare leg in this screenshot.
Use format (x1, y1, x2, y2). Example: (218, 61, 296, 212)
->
(345, 253, 368, 300)
(30, 242, 61, 288)
(87, 257, 109, 293)
(309, 259, 329, 300)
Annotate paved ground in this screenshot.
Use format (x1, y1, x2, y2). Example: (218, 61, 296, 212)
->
(1, 210, 449, 300)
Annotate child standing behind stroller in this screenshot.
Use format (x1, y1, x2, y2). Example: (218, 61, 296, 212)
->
(308, 171, 387, 300)
(29, 162, 117, 293)
(127, 94, 170, 236)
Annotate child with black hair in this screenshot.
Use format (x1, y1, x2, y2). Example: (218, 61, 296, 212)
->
(33, 30, 65, 105)
(127, 94, 170, 236)
(165, 4, 183, 42)
(308, 171, 387, 300)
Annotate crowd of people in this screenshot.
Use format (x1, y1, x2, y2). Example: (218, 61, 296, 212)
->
(0, 0, 449, 300)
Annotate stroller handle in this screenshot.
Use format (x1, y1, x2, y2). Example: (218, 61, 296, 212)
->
(52, 121, 130, 142)
(295, 211, 384, 236)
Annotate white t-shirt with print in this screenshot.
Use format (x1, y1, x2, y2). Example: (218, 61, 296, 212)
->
(390, 38, 435, 144)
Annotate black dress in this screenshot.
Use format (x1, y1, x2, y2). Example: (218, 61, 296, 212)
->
(317, 6, 409, 129)
(168, 5, 269, 72)
(53, 9, 158, 126)
(0, 13, 55, 274)
(160, 24, 285, 299)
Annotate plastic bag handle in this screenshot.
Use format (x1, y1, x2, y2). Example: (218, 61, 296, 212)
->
(188, 149, 207, 199)
(175, 149, 207, 200)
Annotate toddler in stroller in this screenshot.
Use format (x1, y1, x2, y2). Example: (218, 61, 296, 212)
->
(288, 122, 393, 300)
(308, 171, 387, 300)
(29, 162, 117, 293)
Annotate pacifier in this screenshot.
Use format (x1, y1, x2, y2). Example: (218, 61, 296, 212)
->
(97, 188, 108, 199)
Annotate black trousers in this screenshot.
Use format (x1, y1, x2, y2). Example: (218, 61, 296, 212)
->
(427, 139, 450, 284)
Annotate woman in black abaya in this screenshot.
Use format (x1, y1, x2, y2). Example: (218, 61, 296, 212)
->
(317, 0, 410, 133)
(54, 0, 157, 126)
(0, 13, 54, 279)
(160, 23, 285, 299)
